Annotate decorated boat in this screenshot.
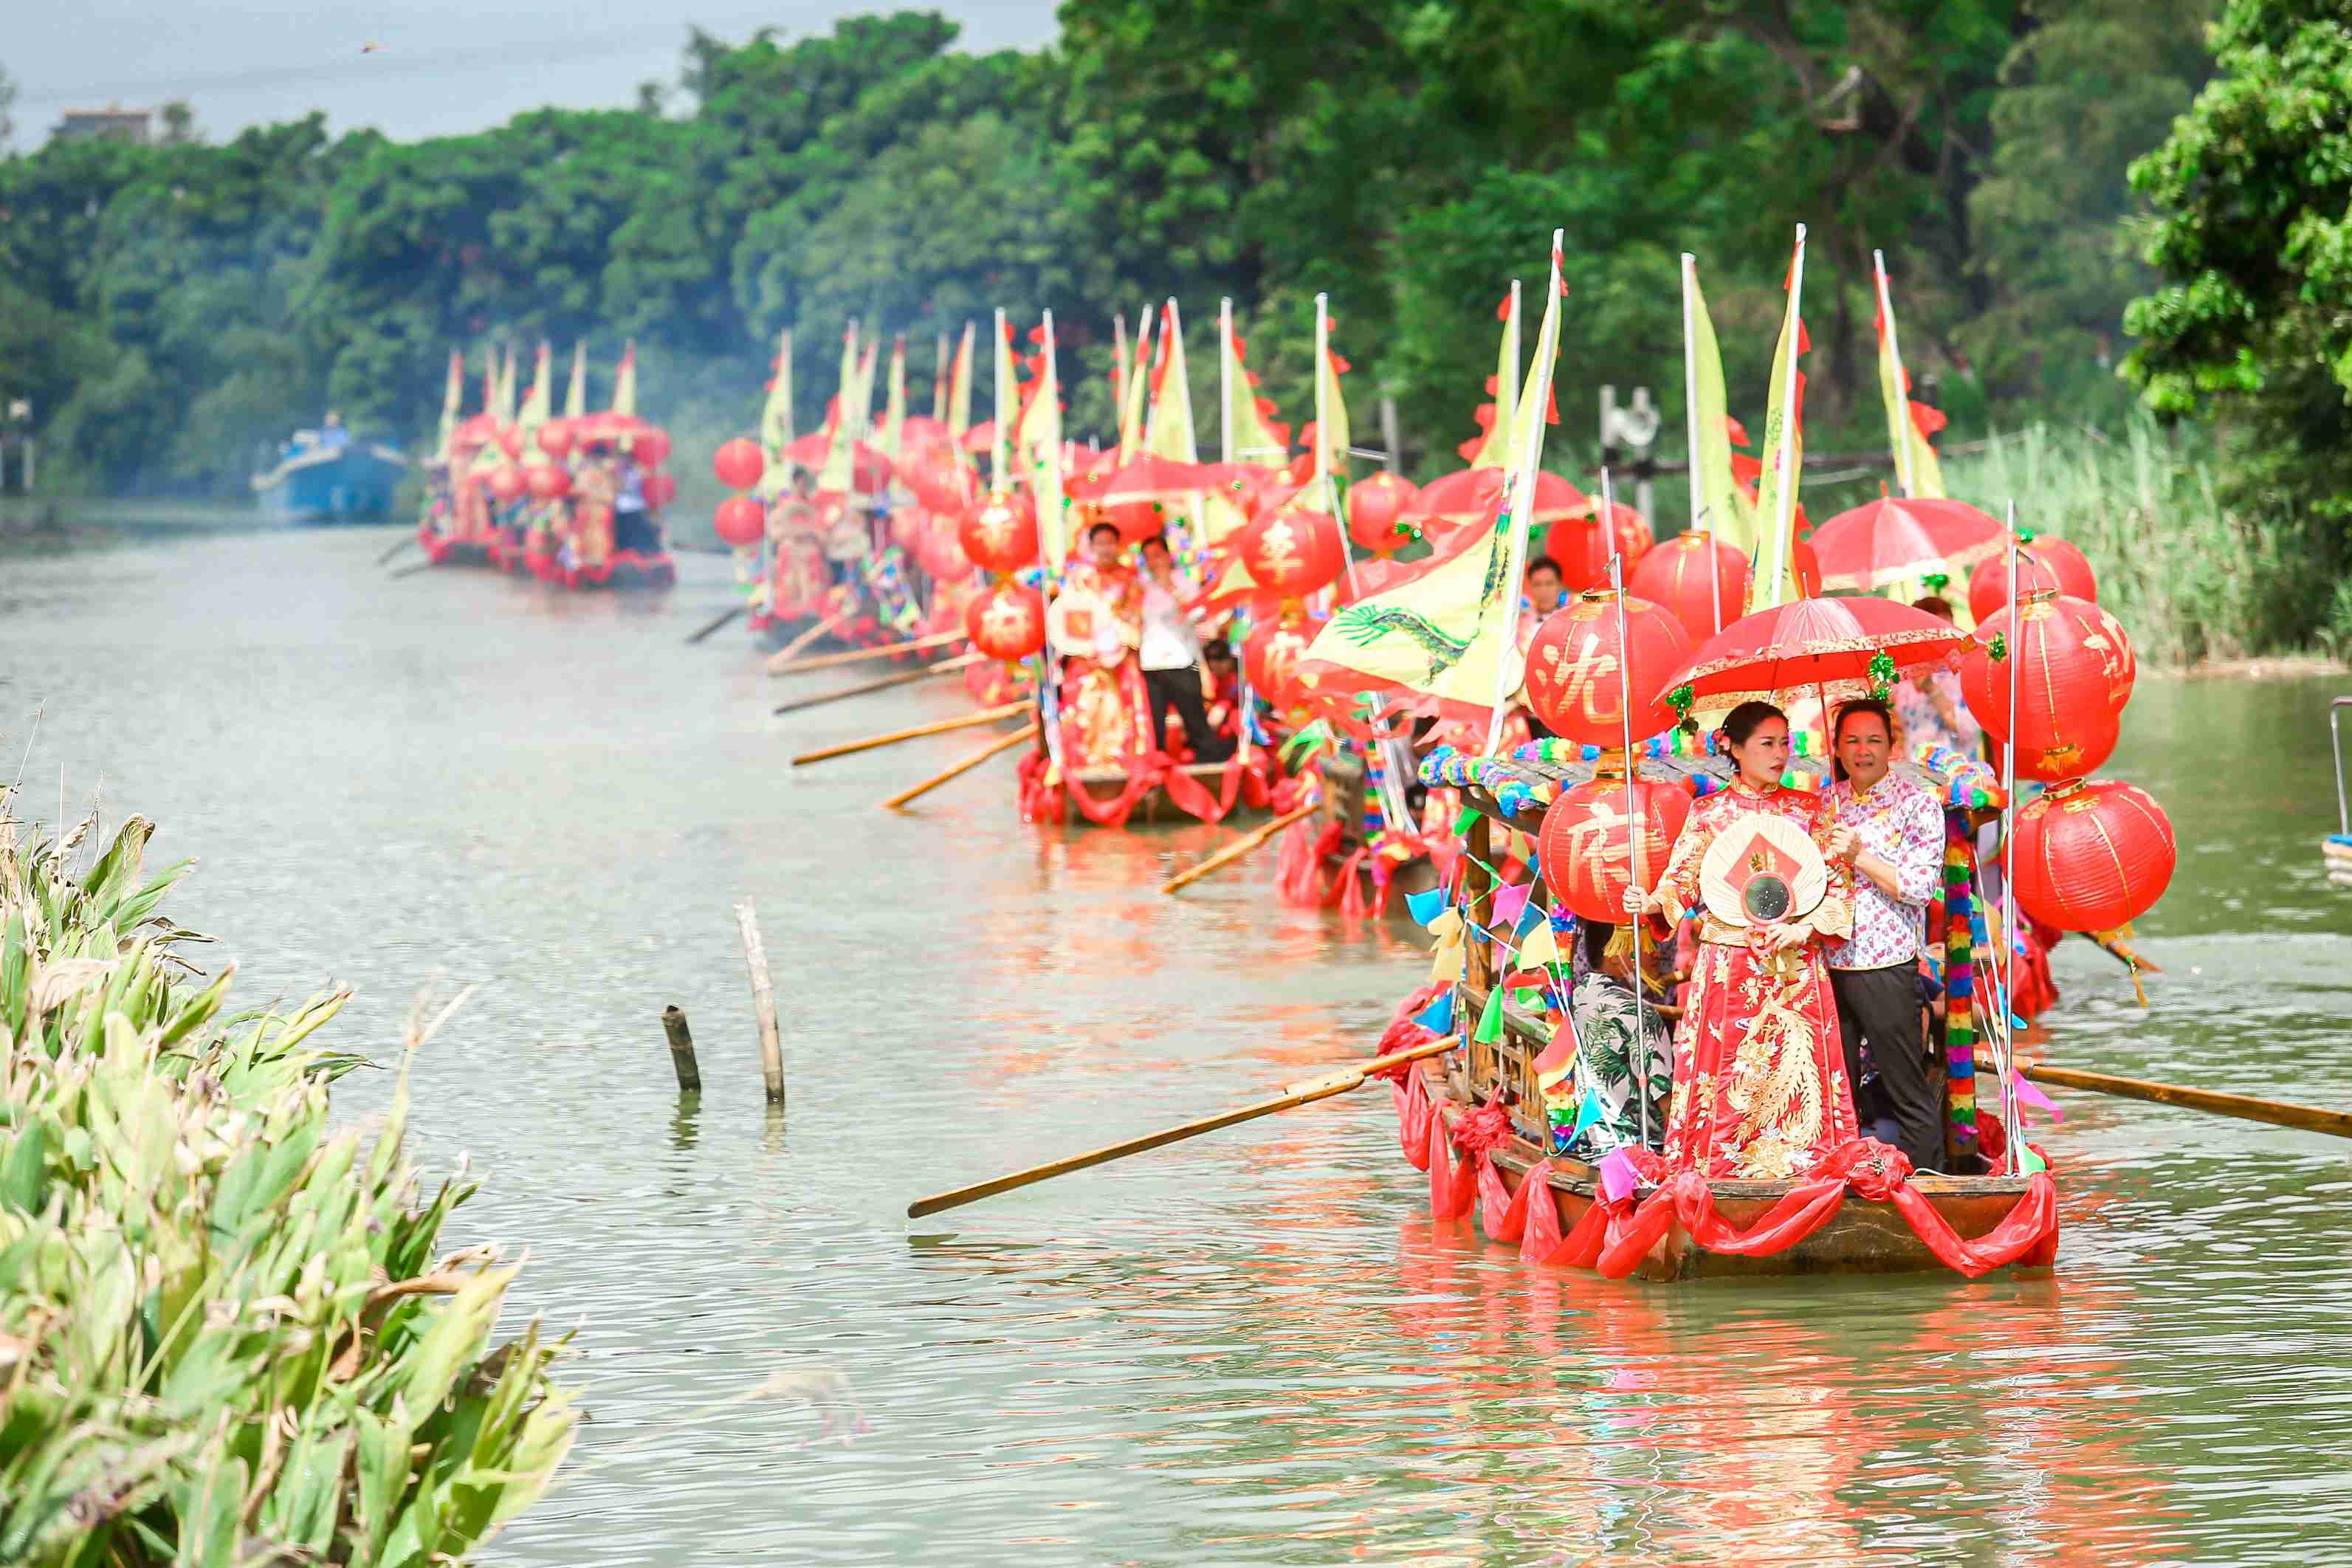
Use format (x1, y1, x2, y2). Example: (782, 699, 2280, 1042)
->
(252, 419, 408, 523)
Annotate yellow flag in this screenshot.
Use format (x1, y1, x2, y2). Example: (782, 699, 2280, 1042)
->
(1683, 256, 1757, 557)
(610, 340, 637, 418)
(949, 321, 975, 441)
(1144, 303, 1198, 464)
(563, 341, 587, 420)
(1747, 229, 1807, 613)
(1310, 309, 1351, 487)
(932, 331, 950, 424)
(1218, 302, 1290, 468)
(1469, 283, 1519, 470)
(1117, 306, 1155, 463)
(498, 343, 518, 425)
(517, 343, 552, 470)
(433, 350, 462, 463)
(760, 328, 794, 457)
(880, 334, 907, 460)
(1023, 312, 1067, 567)
(1873, 253, 1947, 502)
(990, 310, 1015, 491)
(817, 323, 860, 494)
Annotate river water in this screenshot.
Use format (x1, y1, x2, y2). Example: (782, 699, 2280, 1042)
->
(4, 525, 2348, 1566)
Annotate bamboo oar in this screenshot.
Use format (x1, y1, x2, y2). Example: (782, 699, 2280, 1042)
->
(686, 604, 746, 644)
(390, 560, 437, 580)
(2023, 1064, 2352, 1141)
(1160, 802, 1318, 895)
(770, 651, 983, 717)
(907, 1034, 1459, 1219)
(376, 534, 417, 565)
(2088, 930, 2161, 974)
(768, 628, 961, 677)
(767, 614, 847, 668)
(881, 720, 1039, 811)
(792, 701, 1028, 767)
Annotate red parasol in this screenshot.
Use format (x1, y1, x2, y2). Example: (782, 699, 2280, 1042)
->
(1808, 497, 2006, 593)
(960, 419, 995, 454)
(1650, 595, 1970, 714)
(783, 432, 895, 494)
(1095, 453, 1214, 504)
(1411, 468, 1589, 550)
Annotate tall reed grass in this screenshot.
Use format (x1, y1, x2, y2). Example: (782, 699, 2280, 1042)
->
(0, 806, 576, 1564)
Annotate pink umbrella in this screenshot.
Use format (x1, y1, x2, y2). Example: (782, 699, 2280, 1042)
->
(1809, 497, 2005, 593)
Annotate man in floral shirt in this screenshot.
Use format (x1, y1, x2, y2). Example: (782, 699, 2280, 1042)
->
(1821, 699, 1947, 1172)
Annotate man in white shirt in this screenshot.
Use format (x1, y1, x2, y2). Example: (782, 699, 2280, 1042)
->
(1136, 534, 1231, 761)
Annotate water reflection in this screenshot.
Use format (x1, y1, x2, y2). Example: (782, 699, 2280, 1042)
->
(2, 528, 2345, 1566)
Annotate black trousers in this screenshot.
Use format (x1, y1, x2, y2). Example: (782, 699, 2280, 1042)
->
(1830, 963, 1943, 1173)
(1141, 665, 1231, 760)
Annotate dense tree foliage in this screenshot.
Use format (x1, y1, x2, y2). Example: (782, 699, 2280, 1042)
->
(0, 2, 2220, 501)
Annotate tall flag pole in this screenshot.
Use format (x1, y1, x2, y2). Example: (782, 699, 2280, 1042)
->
(517, 342, 552, 470)
(1146, 299, 1203, 543)
(1680, 255, 1720, 635)
(1747, 226, 1807, 613)
(933, 331, 951, 424)
(1682, 256, 1753, 565)
(948, 321, 975, 504)
(1310, 298, 1351, 508)
(1117, 308, 1155, 464)
(1874, 250, 1947, 502)
(610, 340, 638, 418)
(1481, 231, 1567, 757)
(756, 328, 794, 496)
(817, 320, 859, 495)
(1218, 299, 1234, 464)
(563, 341, 587, 421)
(1033, 311, 1067, 571)
(881, 334, 908, 462)
(433, 349, 462, 464)
(989, 308, 1013, 494)
(1112, 311, 1129, 430)
(1468, 281, 1521, 470)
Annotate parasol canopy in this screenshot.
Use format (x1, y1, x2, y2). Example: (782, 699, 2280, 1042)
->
(1095, 453, 1214, 505)
(783, 432, 895, 494)
(1651, 595, 1970, 715)
(1808, 497, 2006, 592)
(1411, 467, 1590, 550)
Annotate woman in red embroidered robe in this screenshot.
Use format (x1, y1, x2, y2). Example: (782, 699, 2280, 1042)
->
(1627, 701, 1860, 1180)
(1053, 520, 1154, 769)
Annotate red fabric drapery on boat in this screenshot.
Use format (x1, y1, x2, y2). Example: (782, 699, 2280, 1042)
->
(1017, 747, 1274, 828)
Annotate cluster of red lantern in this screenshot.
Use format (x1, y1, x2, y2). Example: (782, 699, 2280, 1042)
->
(958, 489, 1046, 662)
(1521, 589, 1695, 748)
(1238, 506, 1347, 604)
(1345, 473, 1420, 557)
(1626, 532, 1822, 644)
(965, 580, 1047, 663)
(711, 436, 768, 549)
(1952, 542, 2173, 932)
(1242, 612, 1327, 707)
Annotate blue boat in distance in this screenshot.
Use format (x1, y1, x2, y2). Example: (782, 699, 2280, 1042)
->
(251, 414, 409, 523)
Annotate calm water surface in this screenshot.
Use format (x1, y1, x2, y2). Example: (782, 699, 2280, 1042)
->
(4, 526, 2348, 1566)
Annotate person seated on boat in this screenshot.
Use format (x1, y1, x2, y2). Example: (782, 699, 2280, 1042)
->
(613, 450, 661, 557)
(1894, 596, 1984, 758)
(1541, 918, 1673, 1158)
(1626, 701, 1861, 1180)
(1137, 534, 1234, 763)
(1821, 698, 1949, 1174)
(1050, 522, 1155, 769)
(1200, 637, 1245, 749)
(318, 411, 351, 451)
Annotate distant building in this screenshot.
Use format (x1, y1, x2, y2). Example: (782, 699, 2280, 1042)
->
(52, 106, 152, 145)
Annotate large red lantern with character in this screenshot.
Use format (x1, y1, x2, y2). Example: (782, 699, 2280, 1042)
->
(713, 437, 766, 491)
(1959, 591, 2135, 781)
(1239, 506, 1346, 600)
(628, 428, 673, 469)
(1969, 537, 2097, 622)
(1521, 589, 1694, 747)
(1346, 472, 1419, 557)
(966, 580, 1046, 662)
(1630, 531, 1750, 644)
(713, 495, 766, 548)
(957, 490, 1039, 577)
(1538, 774, 1692, 923)
(2011, 777, 2175, 932)
(525, 464, 572, 501)
(1243, 613, 1327, 706)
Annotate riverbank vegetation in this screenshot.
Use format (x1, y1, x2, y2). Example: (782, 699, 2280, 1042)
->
(0, 808, 575, 1563)
(1, 0, 2348, 656)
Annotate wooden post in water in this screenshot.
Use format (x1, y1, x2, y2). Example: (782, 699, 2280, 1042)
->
(661, 1005, 703, 1093)
(735, 900, 786, 1107)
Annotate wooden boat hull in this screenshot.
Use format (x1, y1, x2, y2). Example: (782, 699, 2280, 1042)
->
(1068, 762, 1267, 826)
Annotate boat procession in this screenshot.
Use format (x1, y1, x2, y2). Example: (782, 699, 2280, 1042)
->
(410, 221, 2193, 1285)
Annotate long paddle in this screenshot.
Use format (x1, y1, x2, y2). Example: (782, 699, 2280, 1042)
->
(907, 1034, 1460, 1219)
(685, 604, 746, 644)
(771, 652, 983, 718)
(2023, 1063, 2352, 1141)
(1160, 802, 1318, 895)
(769, 628, 961, 677)
(793, 701, 1030, 767)
(767, 614, 847, 668)
(880, 720, 1039, 811)
(376, 534, 417, 566)
(390, 560, 436, 580)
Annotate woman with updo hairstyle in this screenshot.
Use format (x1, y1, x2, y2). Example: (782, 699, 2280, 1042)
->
(1624, 699, 1860, 1179)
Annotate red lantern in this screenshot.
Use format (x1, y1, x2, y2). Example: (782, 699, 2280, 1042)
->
(525, 464, 571, 501)
(1239, 507, 1346, 600)
(714, 495, 766, 548)
(630, 428, 673, 469)
(965, 580, 1046, 662)
(713, 437, 766, 491)
(498, 426, 523, 461)
(1242, 613, 1327, 706)
(923, 515, 973, 580)
(486, 465, 527, 503)
(536, 419, 574, 460)
(2011, 777, 2175, 932)
(1959, 591, 2136, 781)
(1538, 774, 1693, 923)
(641, 470, 678, 509)
(1521, 590, 1694, 747)
(1629, 531, 1750, 643)
(1968, 538, 2097, 622)
(957, 491, 1039, 576)
(1346, 472, 1419, 557)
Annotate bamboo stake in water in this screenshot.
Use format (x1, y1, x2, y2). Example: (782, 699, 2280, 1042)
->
(735, 901, 785, 1107)
(377, 534, 417, 566)
(907, 1034, 1460, 1219)
(686, 604, 745, 644)
(880, 720, 1038, 811)
(771, 651, 982, 717)
(794, 701, 1028, 767)
(661, 1005, 703, 1093)
(1161, 802, 1318, 895)
(768, 614, 846, 668)
(769, 627, 961, 677)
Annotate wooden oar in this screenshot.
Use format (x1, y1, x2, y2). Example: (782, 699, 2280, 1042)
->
(376, 534, 417, 566)
(907, 1034, 1459, 1219)
(685, 604, 746, 644)
(881, 720, 1039, 811)
(2023, 1063, 2352, 1141)
(792, 701, 1029, 766)
(768, 628, 961, 677)
(770, 651, 983, 717)
(1160, 802, 1318, 895)
(390, 560, 437, 580)
(766, 614, 846, 667)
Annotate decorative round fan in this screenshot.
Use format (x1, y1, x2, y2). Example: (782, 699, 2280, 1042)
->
(1698, 814, 1827, 927)
(1046, 585, 1110, 659)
